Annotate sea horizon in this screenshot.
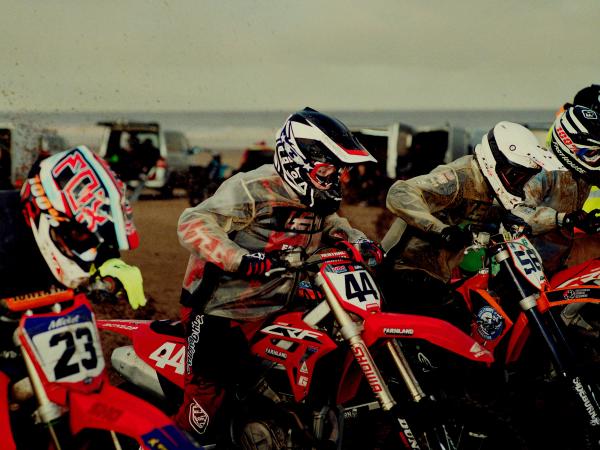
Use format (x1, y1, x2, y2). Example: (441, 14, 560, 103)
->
(0, 108, 556, 151)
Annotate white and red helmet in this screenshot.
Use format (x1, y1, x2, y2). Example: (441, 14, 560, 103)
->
(475, 121, 564, 209)
(21, 146, 139, 288)
(274, 107, 376, 215)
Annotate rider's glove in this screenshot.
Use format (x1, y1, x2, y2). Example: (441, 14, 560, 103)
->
(501, 212, 533, 235)
(237, 252, 279, 278)
(562, 209, 600, 234)
(439, 226, 472, 252)
(353, 238, 385, 267)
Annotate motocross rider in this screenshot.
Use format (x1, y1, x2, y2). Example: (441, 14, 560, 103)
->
(511, 106, 600, 276)
(549, 85, 600, 213)
(0, 146, 145, 378)
(380, 121, 563, 323)
(174, 107, 383, 445)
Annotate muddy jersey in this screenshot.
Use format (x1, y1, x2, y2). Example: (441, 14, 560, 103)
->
(178, 164, 367, 320)
(513, 170, 592, 274)
(382, 155, 500, 282)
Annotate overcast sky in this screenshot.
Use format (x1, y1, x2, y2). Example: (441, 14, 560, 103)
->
(1, 0, 598, 112)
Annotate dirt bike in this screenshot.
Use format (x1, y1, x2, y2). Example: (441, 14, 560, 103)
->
(0, 284, 199, 449)
(99, 242, 526, 449)
(454, 225, 600, 449)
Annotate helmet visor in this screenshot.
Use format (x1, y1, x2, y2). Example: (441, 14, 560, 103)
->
(308, 162, 345, 190)
(497, 164, 540, 195)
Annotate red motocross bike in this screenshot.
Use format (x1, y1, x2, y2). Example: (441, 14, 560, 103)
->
(99, 242, 526, 450)
(455, 226, 600, 449)
(0, 287, 198, 450)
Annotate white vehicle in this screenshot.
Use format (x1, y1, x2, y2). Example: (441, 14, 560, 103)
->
(97, 121, 195, 198)
(351, 122, 469, 180)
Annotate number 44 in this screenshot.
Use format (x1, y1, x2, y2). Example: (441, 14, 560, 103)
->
(148, 342, 185, 375)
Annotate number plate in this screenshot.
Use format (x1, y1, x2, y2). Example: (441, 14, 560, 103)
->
(324, 264, 381, 311)
(506, 237, 546, 289)
(22, 304, 104, 383)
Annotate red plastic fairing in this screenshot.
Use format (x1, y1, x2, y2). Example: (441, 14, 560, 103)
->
(97, 319, 152, 340)
(505, 312, 530, 364)
(454, 272, 490, 312)
(252, 312, 337, 402)
(0, 371, 16, 450)
(550, 258, 600, 288)
(362, 313, 493, 363)
(69, 384, 173, 444)
(98, 319, 186, 388)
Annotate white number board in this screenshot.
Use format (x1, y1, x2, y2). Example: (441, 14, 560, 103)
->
(24, 308, 104, 383)
(325, 267, 381, 311)
(506, 237, 546, 289)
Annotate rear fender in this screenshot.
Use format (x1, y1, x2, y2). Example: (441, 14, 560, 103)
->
(550, 258, 600, 288)
(69, 384, 196, 449)
(97, 319, 153, 340)
(362, 313, 493, 363)
(99, 319, 186, 387)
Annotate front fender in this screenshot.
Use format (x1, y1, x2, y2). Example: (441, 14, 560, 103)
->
(69, 384, 197, 449)
(362, 312, 493, 363)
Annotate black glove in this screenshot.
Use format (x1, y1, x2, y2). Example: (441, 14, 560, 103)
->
(501, 212, 532, 236)
(353, 238, 385, 267)
(237, 252, 279, 278)
(562, 209, 600, 234)
(439, 226, 472, 251)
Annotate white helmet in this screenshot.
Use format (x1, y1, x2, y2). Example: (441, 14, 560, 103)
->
(21, 146, 139, 288)
(475, 121, 564, 209)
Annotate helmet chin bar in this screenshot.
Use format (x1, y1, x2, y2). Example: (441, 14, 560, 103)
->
(33, 215, 92, 289)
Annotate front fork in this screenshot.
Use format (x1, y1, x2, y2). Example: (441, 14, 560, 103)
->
(496, 250, 600, 438)
(315, 274, 422, 449)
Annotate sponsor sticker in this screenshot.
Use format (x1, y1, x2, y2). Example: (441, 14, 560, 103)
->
(476, 306, 504, 340)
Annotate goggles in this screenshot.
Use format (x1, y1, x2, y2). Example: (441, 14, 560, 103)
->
(576, 145, 600, 167)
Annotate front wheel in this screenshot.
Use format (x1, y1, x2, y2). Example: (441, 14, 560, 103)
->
(343, 398, 528, 450)
(405, 398, 528, 450)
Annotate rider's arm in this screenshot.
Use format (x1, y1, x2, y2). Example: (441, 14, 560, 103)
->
(386, 165, 460, 234)
(511, 170, 565, 234)
(177, 175, 255, 272)
(323, 213, 368, 242)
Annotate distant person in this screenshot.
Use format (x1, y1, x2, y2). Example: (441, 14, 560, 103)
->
(236, 140, 274, 173)
(139, 138, 160, 174)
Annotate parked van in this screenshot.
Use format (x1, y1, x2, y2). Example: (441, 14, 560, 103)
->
(97, 121, 194, 197)
(351, 122, 469, 180)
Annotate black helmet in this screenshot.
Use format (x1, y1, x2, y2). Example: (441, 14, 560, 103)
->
(549, 106, 600, 185)
(572, 84, 600, 113)
(274, 107, 376, 215)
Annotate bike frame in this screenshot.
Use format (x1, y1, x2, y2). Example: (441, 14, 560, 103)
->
(100, 246, 493, 450)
